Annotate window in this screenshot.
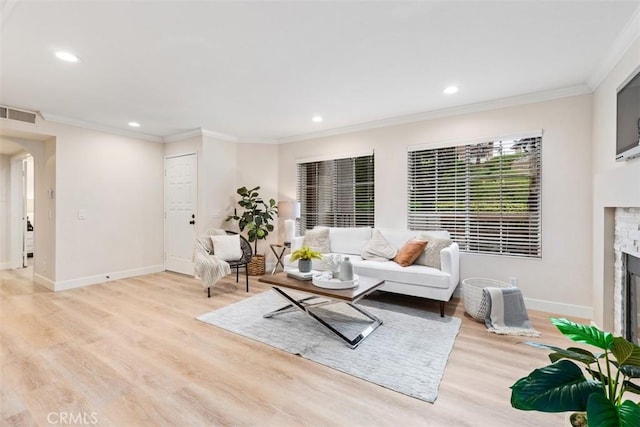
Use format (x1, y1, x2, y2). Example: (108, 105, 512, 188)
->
(407, 135, 541, 258)
(297, 154, 374, 230)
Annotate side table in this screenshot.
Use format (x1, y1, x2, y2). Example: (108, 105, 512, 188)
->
(269, 242, 291, 274)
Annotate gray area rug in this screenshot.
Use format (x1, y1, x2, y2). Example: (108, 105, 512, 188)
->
(197, 291, 460, 402)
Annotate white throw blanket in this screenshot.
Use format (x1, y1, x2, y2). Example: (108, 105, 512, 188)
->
(193, 233, 231, 290)
(483, 287, 540, 337)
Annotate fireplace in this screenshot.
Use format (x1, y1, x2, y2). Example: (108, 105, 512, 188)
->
(623, 252, 640, 344)
(613, 207, 640, 336)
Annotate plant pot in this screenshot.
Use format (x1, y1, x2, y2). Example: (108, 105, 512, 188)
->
(566, 412, 587, 427)
(248, 255, 265, 276)
(298, 259, 312, 273)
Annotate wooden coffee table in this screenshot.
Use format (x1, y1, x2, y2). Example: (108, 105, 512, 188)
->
(258, 272, 385, 349)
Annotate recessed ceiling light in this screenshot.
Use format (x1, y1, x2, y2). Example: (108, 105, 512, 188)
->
(443, 85, 459, 95)
(55, 51, 79, 63)
(312, 115, 323, 123)
(128, 121, 141, 128)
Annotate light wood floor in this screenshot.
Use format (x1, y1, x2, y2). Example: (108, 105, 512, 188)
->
(1, 268, 582, 426)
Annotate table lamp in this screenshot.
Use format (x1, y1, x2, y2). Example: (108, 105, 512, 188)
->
(278, 200, 301, 244)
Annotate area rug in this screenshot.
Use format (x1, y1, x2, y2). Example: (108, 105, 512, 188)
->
(197, 291, 461, 402)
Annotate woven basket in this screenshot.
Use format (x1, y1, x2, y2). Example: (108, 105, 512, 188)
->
(247, 255, 265, 276)
(462, 277, 514, 321)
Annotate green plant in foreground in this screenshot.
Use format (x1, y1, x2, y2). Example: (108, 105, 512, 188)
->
(510, 317, 640, 426)
(289, 246, 323, 262)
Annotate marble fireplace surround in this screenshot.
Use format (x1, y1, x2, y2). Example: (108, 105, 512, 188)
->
(613, 208, 640, 335)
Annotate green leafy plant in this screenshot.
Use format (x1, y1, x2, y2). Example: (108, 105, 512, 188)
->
(510, 317, 640, 427)
(289, 246, 323, 262)
(225, 186, 277, 254)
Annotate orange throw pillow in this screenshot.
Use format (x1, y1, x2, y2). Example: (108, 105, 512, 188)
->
(393, 238, 428, 267)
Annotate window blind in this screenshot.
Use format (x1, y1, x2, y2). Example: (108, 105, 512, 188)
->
(297, 154, 375, 231)
(407, 136, 541, 258)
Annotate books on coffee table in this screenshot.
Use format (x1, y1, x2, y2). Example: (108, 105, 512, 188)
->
(286, 269, 314, 280)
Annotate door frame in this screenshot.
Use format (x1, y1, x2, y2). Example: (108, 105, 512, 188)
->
(9, 152, 31, 269)
(164, 152, 198, 274)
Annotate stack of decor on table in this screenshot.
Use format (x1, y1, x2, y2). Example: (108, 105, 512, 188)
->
(283, 226, 460, 316)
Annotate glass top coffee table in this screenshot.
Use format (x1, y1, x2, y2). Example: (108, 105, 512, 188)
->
(258, 272, 385, 349)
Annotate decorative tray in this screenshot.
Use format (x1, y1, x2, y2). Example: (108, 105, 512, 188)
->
(312, 273, 360, 289)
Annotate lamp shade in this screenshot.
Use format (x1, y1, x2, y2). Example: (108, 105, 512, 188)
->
(278, 201, 300, 219)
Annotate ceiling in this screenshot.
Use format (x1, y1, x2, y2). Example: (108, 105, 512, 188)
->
(1, 1, 639, 143)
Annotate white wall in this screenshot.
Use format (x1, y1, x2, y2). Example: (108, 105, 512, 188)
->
(0, 154, 10, 268)
(279, 94, 594, 317)
(236, 143, 279, 260)
(592, 37, 640, 330)
(202, 135, 237, 233)
(55, 127, 164, 285)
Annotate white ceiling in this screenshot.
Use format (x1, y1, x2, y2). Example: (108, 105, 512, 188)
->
(1, 1, 639, 143)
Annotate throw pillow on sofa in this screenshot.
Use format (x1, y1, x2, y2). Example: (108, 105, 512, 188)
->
(362, 229, 397, 261)
(393, 238, 428, 267)
(415, 237, 453, 269)
(303, 227, 331, 253)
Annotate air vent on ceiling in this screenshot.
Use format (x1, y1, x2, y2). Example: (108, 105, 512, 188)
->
(0, 106, 37, 124)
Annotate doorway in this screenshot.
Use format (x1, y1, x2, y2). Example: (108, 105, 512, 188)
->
(7, 151, 34, 269)
(164, 153, 197, 275)
(23, 155, 35, 267)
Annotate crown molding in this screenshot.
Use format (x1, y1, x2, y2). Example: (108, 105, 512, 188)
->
(201, 128, 237, 142)
(163, 128, 237, 143)
(277, 84, 592, 144)
(587, 6, 640, 90)
(236, 137, 279, 144)
(40, 112, 163, 142)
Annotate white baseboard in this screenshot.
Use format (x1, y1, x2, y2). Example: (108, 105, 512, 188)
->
(53, 264, 165, 291)
(453, 285, 592, 319)
(0, 261, 11, 271)
(524, 297, 592, 320)
(34, 273, 55, 290)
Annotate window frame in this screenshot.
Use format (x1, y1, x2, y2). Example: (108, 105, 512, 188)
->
(296, 153, 375, 231)
(407, 133, 542, 258)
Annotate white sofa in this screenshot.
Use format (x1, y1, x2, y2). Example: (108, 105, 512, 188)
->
(283, 227, 460, 316)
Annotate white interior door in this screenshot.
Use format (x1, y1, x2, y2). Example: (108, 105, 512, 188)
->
(164, 153, 197, 275)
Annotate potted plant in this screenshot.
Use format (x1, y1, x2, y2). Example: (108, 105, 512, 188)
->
(510, 317, 640, 427)
(226, 185, 277, 275)
(289, 246, 323, 273)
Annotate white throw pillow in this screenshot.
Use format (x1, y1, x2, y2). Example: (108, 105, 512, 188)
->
(210, 234, 243, 261)
(302, 227, 331, 253)
(414, 236, 452, 269)
(361, 229, 397, 261)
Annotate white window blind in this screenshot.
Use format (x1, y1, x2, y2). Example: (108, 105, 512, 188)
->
(407, 136, 541, 258)
(297, 154, 374, 230)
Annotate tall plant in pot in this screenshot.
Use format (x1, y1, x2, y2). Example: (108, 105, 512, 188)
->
(226, 186, 277, 275)
(510, 317, 640, 427)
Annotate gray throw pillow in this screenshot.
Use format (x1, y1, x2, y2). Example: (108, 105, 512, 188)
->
(415, 237, 452, 269)
(361, 229, 397, 261)
(303, 227, 330, 253)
